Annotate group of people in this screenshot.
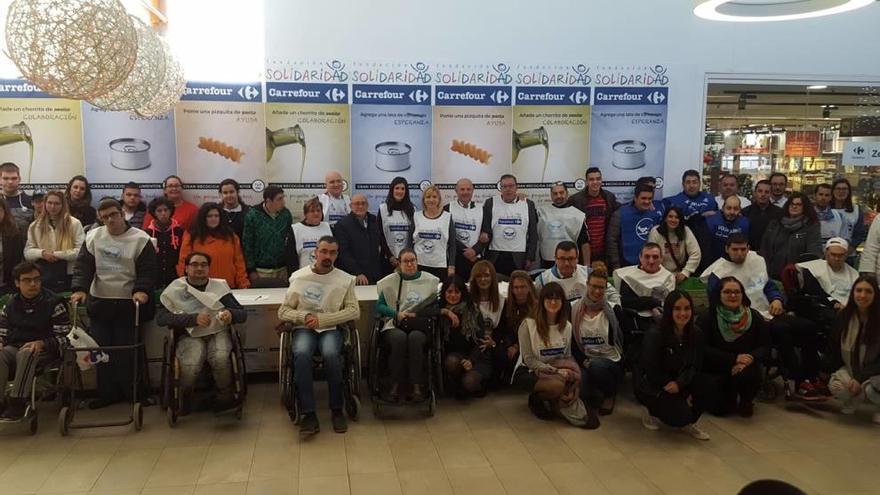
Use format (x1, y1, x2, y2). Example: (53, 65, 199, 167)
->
(1, 159, 880, 442)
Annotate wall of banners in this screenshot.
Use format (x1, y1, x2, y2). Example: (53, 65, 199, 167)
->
(1, 62, 670, 218)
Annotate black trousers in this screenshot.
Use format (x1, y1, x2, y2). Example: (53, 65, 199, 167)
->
(89, 301, 143, 403)
(700, 364, 762, 415)
(636, 373, 714, 428)
(770, 315, 822, 382)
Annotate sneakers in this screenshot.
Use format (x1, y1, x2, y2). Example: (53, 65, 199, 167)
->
(528, 393, 553, 421)
(0, 398, 26, 422)
(841, 405, 857, 415)
(795, 381, 827, 401)
(582, 407, 600, 430)
(299, 412, 320, 438)
(641, 407, 660, 431)
(683, 423, 711, 441)
(331, 409, 348, 433)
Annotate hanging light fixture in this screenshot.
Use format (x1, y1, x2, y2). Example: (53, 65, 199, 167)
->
(90, 16, 167, 111)
(135, 39, 185, 117)
(694, 0, 876, 22)
(4, 0, 138, 100)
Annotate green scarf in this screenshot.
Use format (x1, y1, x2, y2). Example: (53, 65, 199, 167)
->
(716, 305, 752, 342)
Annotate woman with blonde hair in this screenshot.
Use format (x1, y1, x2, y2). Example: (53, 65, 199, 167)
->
(24, 190, 84, 292)
(413, 185, 455, 280)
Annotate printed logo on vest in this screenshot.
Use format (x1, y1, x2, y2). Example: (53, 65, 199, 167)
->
(303, 284, 324, 304)
(503, 227, 517, 239)
(405, 290, 423, 306)
(636, 218, 654, 240)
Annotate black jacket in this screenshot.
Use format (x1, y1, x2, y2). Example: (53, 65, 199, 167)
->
(824, 315, 880, 382)
(142, 222, 184, 287)
(742, 203, 783, 256)
(760, 219, 822, 280)
(333, 212, 384, 284)
(637, 327, 704, 398)
(1, 231, 25, 293)
(224, 203, 250, 241)
(698, 307, 771, 375)
(69, 201, 97, 228)
(0, 288, 71, 355)
(568, 188, 620, 227)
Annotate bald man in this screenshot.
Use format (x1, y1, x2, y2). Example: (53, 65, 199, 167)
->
(333, 193, 383, 284)
(318, 171, 350, 226)
(443, 178, 484, 279)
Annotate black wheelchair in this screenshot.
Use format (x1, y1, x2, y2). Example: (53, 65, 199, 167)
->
(277, 321, 362, 423)
(366, 316, 444, 417)
(160, 324, 248, 426)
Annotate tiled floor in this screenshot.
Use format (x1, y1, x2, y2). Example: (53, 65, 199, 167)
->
(1, 381, 878, 495)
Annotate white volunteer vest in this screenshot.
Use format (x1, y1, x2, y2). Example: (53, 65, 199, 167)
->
(448, 201, 483, 249)
(379, 203, 412, 258)
(377, 272, 440, 330)
(701, 251, 773, 320)
(489, 196, 529, 252)
(86, 226, 152, 299)
(160, 278, 231, 337)
(413, 211, 451, 268)
(537, 205, 585, 261)
(291, 222, 333, 269)
(288, 266, 355, 332)
(576, 311, 622, 362)
(319, 193, 350, 226)
(522, 318, 572, 364)
(834, 207, 860, 242)
(796, 258, 858, 305)
(537, 265, 590, 301)
(613, 265, 675, 318)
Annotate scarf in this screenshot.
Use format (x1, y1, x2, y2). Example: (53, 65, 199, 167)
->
(442, 301, 484, 342)
(780, 215, 806, 232)
(815, 206, 834, 222)
(571, 295, 622, 354)
(716, 305, 752, 342)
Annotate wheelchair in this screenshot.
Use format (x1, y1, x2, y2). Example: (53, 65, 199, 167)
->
(1, 360, 64, 435)
(278, 321, 361, 423)
(366, 316, 443, 417)
(160, 324, 248, 427)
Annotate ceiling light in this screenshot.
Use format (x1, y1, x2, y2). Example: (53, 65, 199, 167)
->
(807, 85, 828, 90)
(693, 0, 875, 22)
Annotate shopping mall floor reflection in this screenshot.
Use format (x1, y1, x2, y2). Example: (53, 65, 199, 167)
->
(1, 380, 878, 495)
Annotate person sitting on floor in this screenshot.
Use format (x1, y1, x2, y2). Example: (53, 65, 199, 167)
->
(157, 252, 247, 416)
(0, 262, 71, 421)
(440, 275, 492, 399)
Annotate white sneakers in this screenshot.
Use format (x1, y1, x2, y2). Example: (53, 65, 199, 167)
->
(641, 407, 660, 431)
(683, 423, 711, 441)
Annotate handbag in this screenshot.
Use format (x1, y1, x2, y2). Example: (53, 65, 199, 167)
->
(394, 274, 433, 334)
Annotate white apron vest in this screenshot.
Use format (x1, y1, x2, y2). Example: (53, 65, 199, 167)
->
(797, 258, 859, 306)
(159, 278, 231, 337)
(537, 205, 585, 261)
(86, 227, 152, 299)
(319, 193, 350, 226)
(613, 265, 675, 318)
(377, 272, 440, 330)
(413, 211, 451, 268)
(288, 266, 355, 332)
(522, 318, 572, 364)
(489, 196, 529, 253)
(379, 203, 412, 258)
(448, 201, 483, 249)
(291, 222, 333, 269)
(701, 251, 773, 320)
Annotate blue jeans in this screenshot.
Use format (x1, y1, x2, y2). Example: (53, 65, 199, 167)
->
(580, 357, 624, 407)
(292, 328, 343, 414)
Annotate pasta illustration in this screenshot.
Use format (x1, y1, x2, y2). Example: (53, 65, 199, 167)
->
(451, 139, 491, 165)
(198, 137, 244, 163)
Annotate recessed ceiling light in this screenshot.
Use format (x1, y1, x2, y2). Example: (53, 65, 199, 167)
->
(693, 0, 875, 22)
(807, 85, 828, 90)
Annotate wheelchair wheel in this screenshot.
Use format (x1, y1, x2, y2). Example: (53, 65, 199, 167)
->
(372, 400, 381, 418)
(166, 403, 178, 427)
(367, 321, 382, 396)
(133, 402, 143, 431)
(426, 390, 436, 417)
(279, 332, 293, 408)
(28, 410, 38, 435)
(346, 393, 361, 421)
(58, 406, 71, 436)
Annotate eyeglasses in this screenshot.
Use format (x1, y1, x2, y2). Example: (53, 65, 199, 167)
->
(99, 211, 121, 222)
(187, 262, 210, 268)
(18, 276, 41, 284)
(556, 256, 577, 263)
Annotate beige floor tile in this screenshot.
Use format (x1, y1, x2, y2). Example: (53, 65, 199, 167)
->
(723, 454, 808, 490)
(541, 462, 611, 495)
(193, 482, 248, 495)
(764, 450, 870, 494)
(249, 443, 300, 482)
(0, 453, 67, 494)
(432, 433, 490, 469)
(459, 402, 508, 432)
(91, 448, 162, 492)
(397, 469, 454, 495)
(555, 426, 624, 462)
(513, 429, 578, 466)
(38, 451, 114, 493)
(298, 434, 348, 477)
(445, 466, 506, 495)
(493, 463, 559, 495)
(472, 428, 533, 467)
(389, 434, 442, 473)
(588, 459, 662, 495)
(629, 455, 717, 495)
(345, 433, 396, 474)
(298, 475, 349, 495)
(349, 472, 402, 495)
(198, 443, 255, 484)
(144, 446, 209, 488)
(246, 478, 299, 495)
(139, 485, 195, 495)
(88, 489, 141, 495)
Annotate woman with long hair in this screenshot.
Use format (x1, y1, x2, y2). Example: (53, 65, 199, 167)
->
(469, 260, 506, 336)
(495, 270, 537, 385)
(375, 248, 439, 402)
(440, 275, 491, 398)
(143, 175, 199, 231)
(288, 197, 332, 270)
(413, 185, 455, 280)
(825, 275, 880, 423)
(377, 176, 415, 273)
(699, 277, 771, 417)
(0, 200, 25, 294)
(143, 197, 185, 287)
(761, 192, 822, 279)
(636, 291, 711, 440)
(519, 282, 597, 428)
(647, 206, 701, 282)
(571, 263, 625, 415)
(24, 190, 84, 292)
(177, 202, 249, 289)
(65, 175, 96, 226)
(831, 178, 867, 254)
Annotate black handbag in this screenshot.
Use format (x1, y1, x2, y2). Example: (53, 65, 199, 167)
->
(395, 275, 433, 334)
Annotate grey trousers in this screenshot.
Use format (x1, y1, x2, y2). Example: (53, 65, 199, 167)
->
(176, 330, 234, 400)
(0, 345, 52, 400)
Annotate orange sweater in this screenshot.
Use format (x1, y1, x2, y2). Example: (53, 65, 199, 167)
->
(177, 232, 250, 289)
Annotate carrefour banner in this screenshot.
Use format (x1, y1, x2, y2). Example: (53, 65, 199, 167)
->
(351, 83, 433, 207)
(0, 78, 83, 187)
(265, 82, 350, 217)
(590, 86, 668, 202)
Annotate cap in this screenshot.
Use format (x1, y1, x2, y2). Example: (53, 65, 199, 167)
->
(825, 237, 849, 251)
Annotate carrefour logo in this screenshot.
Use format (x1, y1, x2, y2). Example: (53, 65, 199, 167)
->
(326, 87, 346, 102)
(646, 90, 666, 104)
(570, 91, 589, 104)
(238, 85, 259, 100)
(409, 89, 429, 103)
(490, 89, 509, 104)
